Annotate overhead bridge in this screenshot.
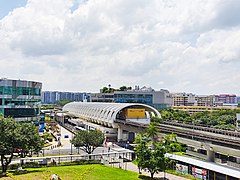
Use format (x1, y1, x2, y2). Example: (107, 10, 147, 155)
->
(63, 102, 161, 141)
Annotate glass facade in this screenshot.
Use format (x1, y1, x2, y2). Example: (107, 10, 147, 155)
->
(0, 86, 41, 96)
(114, 94, 153, 104)
(0, 79, 42, 121)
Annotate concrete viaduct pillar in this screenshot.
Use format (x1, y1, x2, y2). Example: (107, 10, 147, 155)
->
(207, 149, 215, 162)
(236, 157, 240, 163)
(118, 126, 123, 142)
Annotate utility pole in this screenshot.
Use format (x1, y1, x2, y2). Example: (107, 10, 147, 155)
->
(236, 113, 240, 131)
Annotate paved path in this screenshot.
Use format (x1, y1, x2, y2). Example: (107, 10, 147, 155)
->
(125, 162, 188, 180)
(46, 124, 188, 179)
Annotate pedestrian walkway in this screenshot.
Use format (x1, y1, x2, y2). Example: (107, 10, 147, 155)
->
(44, 123, 188, 179)
(125, 162, 188, 180)
(44, 124, 74, 151)
(106, 144, 188, 179)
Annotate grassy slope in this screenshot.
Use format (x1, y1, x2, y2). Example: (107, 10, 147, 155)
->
(5, 164, 143, 180)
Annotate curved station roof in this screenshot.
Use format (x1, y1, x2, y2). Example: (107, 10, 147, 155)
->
(63, 102, 161, 128)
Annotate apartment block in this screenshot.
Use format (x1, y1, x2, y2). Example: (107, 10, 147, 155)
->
(41, 91, 91, 104)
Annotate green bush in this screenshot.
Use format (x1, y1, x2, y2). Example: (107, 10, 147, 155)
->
(59, 159, 101, 166)
(166, 170, 199, 180)
(3, 159, 101, 172)
(22, 162, 42, 168)
(8, 163, 20, 170)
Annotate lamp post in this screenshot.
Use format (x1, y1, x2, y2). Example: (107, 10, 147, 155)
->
(57, 138, 61, 164)
(192, 119, 195, 140)
(70, 133, 73, 155)
(236, 113, 240, 131)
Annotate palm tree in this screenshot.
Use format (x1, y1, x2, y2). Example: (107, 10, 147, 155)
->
(146, 122, 159, 148)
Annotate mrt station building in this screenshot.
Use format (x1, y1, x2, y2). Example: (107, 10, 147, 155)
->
(63, 102, 161, 142)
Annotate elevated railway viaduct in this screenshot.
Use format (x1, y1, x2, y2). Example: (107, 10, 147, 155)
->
(62, 102, 160, 142)
(157, 122, 240, 163)
(61, 102, 240, 163)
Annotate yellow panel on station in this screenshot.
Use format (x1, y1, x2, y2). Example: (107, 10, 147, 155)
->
(126, 108, 145, 119)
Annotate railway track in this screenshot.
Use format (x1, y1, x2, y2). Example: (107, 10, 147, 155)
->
(161, 121, 240, 138)
(157, 124, 240, 149)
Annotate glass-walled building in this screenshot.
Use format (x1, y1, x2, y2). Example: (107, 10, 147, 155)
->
(0, 78, 42, 121)
(91, 87, 173, 109)
(114, 88, 173, 109)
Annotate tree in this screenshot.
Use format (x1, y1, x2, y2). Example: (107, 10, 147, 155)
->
(101, 87, 109, 93)
(127, 86, 132, 90)
(119, 86, 127, 91)
(162, 133, 184, 153)
(160, 110, 174, 121)
(135, 132, 184, 179)
(146, 122, 159, 146)
(0, 116, 44, 174)
(71, 130, 104, 154)
(150, 116, 162, 123)
(135, 134, 166, 178)
(18, 123, 44, 158)
(101, 86, 115, 93)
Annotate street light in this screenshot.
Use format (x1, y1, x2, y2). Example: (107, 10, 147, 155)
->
(70, 133, 73, 155)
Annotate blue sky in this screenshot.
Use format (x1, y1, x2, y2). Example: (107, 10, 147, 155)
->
(0, 0, 27, 19)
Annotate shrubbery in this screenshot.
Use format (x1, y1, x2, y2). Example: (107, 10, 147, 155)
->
(59, 159, 101, 166)
(4, 159, 101, 171)
(22, 162, 42, 168)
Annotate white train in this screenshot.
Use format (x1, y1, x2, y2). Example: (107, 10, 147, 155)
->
(68, 118, 117, 139)
(85, 123, 117, 135)
(75, 126, 86, 131)
(67, 118, 84, 127)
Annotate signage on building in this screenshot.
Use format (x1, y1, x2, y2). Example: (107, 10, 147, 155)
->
(39, 123, 44, 133)
(192, 167, 207, 180)
(176, 163, 188, 175)
(39, 112, 45, 132)
(126, 108, 145, 119)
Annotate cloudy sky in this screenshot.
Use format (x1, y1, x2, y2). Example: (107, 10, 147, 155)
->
(0, 0, 240, 94)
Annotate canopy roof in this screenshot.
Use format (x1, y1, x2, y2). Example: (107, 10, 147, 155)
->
(63, 102, 160, 127)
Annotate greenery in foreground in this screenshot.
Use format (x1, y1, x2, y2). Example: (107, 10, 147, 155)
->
(0, 116, 44, 174)
(4, 164, 152, 180)
(135, 122, 184, 179)
(71, 129, 105, 154)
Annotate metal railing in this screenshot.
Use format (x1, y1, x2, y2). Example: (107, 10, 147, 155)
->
(20, 151, 134, 166)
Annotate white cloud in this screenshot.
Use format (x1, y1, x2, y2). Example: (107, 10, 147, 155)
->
(0, 0, 240, 94)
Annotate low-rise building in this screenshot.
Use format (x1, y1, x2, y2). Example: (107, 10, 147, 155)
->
(195, 95, 215, 106)
(172, 93, 238, 108)
(172, 93, 196, 106)
(214, 94, 237, 104)
(172, 105, 240, 115)
(114, 88, 172, 109)
(91, 86, 173, 109)
(91, 93, 114, 103)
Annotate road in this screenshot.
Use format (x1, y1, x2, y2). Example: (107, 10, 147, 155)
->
(43, 124, 121, 155)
